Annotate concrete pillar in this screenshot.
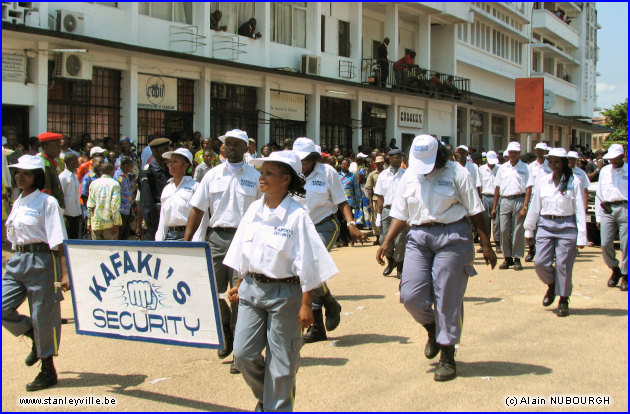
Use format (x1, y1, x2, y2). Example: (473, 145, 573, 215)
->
(194, 67, 211, 138)
(257, 78, 271, 151)
(384, 4, 399, 61)
(120, 56, 138, 143)
(193, 2, 211, 58)
(306, 2, 322, 55)
(29, 41, 48, 135)
(255, 3, 271, 67)
(386, 96, 397, 144)
(306, 85, 321, 143)
(417, 14, 431, 69)
(351, 91, 362, 151)
(485, 113, 493, 151)
(349, 2, 362, 79)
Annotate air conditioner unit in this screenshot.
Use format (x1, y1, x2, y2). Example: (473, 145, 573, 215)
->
(301, 55, 321, 76)
(54, 53, 92, 80)
(57, 10, 84, 34)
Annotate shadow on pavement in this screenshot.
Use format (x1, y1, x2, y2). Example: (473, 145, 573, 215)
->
(110, 388, 243, 411)
(335, 294, 386, 301)
(565, 308, 628, 317)
(463, 296, 503, 305)
(300, 356, 349, 367)
(331, 333, 410, 347)
(428, 361, 552, 377)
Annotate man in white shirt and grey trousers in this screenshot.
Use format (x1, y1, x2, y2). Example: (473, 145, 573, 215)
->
(58, 153, 82, 239)
(184, 129, 261, 374)
(595, 144, 628, 291)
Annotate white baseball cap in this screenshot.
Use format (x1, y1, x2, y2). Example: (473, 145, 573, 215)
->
(534, 142, 549, 151)
(315, 145, 322, 154)
(250, 150, 302, 176)
(456, 145, 469, 153)
(9, 154, 45, 171)
(163, 148, 193, 164)
(292, 137, 318, 160)
(567, 151, 580, 159)
(407, 135, 438, 175)
(219, 129, 249, 145)
(482, 152, 487, 157)
(503, 150, 509, 157)
(506, 141, 521, 152)
(603, 144, 625, 160)
(486, 151, 499, 165)
(547, 147, 567, 158)
(90, 146, 107, 157)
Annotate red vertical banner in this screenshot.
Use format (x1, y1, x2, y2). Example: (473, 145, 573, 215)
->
(515, 78, 544, 133)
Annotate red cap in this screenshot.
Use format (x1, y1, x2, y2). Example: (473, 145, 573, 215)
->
(37, 132, 63, 142)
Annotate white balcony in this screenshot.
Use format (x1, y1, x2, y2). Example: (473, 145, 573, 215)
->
(531, 43, 579, 65)
(531, 72, 578, 102)
(532, 9, 579, 48)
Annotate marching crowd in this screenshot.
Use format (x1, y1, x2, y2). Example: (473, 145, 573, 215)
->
(1, 128, 627, 411)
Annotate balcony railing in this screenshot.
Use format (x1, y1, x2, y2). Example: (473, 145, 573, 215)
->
(360, 59, 470, 101)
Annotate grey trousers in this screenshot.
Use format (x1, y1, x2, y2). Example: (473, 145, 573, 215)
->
(499, 197, 525, 258)
(600, 204, 628, 275)
(481, 194, 500, 245)
(208, 228, 240, 332)
(379, 206, 408, 262)
(534, 217, 578, 297)
(312, 218, 341, 311)
(399, 220, 476, 346)
(2, 251, 64, 358)
(233, 276, 303, 412)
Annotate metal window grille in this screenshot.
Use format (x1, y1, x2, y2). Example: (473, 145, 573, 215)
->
(269, 119, 306, 145)
(320, 97, 352, 152)
(361, 102, 387, 150)
(47, 66, 121, 141)
(210, 82, 258, 139)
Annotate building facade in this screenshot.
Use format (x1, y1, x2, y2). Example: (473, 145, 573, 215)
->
(2, 2, 607, 153)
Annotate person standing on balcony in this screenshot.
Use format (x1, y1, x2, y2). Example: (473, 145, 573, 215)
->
(393, 49, 416, 86)
(211, 10, 227, 32)
(239, 18, 262, 39)
(378, 38, 390, 87)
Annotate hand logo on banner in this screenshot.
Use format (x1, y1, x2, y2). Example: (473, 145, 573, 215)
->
(126, 280, 160, 310)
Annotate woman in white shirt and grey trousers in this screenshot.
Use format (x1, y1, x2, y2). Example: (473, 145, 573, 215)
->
(224, 151, 337, 411)
(525, 147, 586, 317)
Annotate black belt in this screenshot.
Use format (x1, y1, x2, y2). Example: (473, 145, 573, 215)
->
(316, 214, 337, 226)
(251, 273, 300, 285)
(383, 205, 392, 209)
(482, 194, 494, 197)
(608, 200, 628, 206)
(502, 194, 525, 199)
(212, 227, 237, 234)
(413, 220, 462, 228)
(168, 226, 186, 232)
(541, 215, 572, 220)
(15, 243, 51, 253)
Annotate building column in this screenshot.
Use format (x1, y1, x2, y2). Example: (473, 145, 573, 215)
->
(257, 78, 271, 150)
(384, 4, 399, 61)
(306, 85, 321, 143)
(386, 96, 397, 145)
(349, 2, 362, 79)
(352, 90, 362, 151)
(306, 2, 322, 56)
(484, 113, 492, 151)
(194, 66, 211, 138)
(29, 41, 48, 135)
(255, 3, 271, 67)
(417, 14, 431, 69)
(120, 56, 138, 142)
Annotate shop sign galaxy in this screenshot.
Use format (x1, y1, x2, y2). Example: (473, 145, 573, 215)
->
(64, 240, 223, 349)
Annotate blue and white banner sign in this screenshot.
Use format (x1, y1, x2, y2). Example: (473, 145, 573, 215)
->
(64, 240, 223, 349)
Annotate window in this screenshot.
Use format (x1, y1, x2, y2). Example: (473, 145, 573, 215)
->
(271, 2, 306, 48)
(210, 2, 254, 35)
(210, 83, 257, 141)
(321, 15, 325, 52)
(139, 2, 192, 24)
(338, 20, 350, 57)
(320, 97, 352, 151)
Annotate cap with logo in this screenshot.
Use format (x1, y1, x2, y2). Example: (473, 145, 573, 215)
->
(9, 154, 45, 171)
(407, 134, 438, 175)
(603, 143, 625, 160)
(292, 137, 318, 160)
(250, 150, 302, 176)
(219, 129, 249, 145)
(162, 148, 193, 164)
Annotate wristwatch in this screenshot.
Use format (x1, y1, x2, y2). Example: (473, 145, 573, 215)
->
(347, 221, 356, 227)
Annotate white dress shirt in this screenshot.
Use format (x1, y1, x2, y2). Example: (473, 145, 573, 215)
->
(595, 163, 628, 222)
(524, 174, 587, 246)
(6, 190, 67, 250)
(223, 195, 338, 292)
(390, 161, 485, 225)
(374, 167, 405, 207)
(463, 161, 482, 188)
(295, 163, 347, 224)
(190, 161, 261, 229)
(58, 169, 82, 217)
(495, 160, 529, 196)
(526, 159, 552, 188)
(156, 176, 207, 241)
(479, 163, 498, 195)
(571, 166, 590, 191)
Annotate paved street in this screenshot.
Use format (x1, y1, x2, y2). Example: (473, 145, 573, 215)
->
(2, 241, 628, 412)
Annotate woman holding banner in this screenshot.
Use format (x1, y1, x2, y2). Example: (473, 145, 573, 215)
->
(3, 154, 70, 391)
(223, 150, 337, 411)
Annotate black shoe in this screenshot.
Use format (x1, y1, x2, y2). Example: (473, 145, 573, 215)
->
(217, 328, 233, 359)
(542, 284, 556, 307)
(476, 247, 484, 253)
(26, 357, 57, 391)
(525, 246, 535, 262)
(229, 361, 240, 374)
(61, 318, 69, 324)
(303, 310, 327, 343)
(254, 401, 264, 412)
(434, 345, 457, 382)
(608, 267, 622, 287)
(620, 275, 628, 292)
(557, 297, 569, 317)
(396, 261, 404, 279)
(324, 300, 342, 332)
(513, 259, 523, 271)
(499, 258, 514, 269)
(382, 257, 395, 276)
(23, 329, 39, 367)
(422, 323, 439, 359)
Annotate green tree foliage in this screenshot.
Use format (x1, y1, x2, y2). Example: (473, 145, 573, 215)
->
(602, 100, 628, 149)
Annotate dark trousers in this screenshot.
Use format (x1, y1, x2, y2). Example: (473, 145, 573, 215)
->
(118, 214, 132, 240)
(64, 215, 82, 239)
